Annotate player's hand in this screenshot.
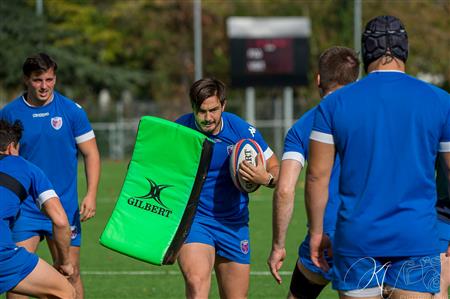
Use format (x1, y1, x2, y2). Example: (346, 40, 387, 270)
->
(309, 231, 331, 272)
(80, 194, 96, 222)
(239, 155, 268, 185)
(267, 246, 286, 284)
(55, 262, 74, 278)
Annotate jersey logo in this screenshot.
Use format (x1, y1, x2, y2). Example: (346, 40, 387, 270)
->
(248, 126, 256, 137)
(240, 240, 249, 254)
(135, 178, 172, 209)
(227, 145, 233, 155)
(51, 117, 63, 130)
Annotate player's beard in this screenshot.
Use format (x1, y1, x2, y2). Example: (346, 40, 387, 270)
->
(197, 119, 220, 135)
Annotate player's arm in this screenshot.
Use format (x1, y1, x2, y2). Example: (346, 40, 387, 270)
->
(268, 159, 302, 284)
(41, 196, 73, 277)
(78, 138, 101, 222)
(440, 151, 450, 256)
(305, 140, 334, 271)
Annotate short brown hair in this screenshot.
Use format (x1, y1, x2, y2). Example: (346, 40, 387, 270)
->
(23, 53, 57, 77)
(318, 47, 359, 92)
(0, 119, 23, 152)
(189, 78, 226, 111)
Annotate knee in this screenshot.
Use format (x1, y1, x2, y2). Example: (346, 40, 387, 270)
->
(184, 273, 210, 295)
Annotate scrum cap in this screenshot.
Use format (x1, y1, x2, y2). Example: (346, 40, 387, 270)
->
(361, 15, 408, 71)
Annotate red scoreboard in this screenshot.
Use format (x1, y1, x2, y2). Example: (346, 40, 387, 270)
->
(227, 17, 310, 87)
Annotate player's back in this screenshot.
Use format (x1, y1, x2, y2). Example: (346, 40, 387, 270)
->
(315, 71, 450, 256)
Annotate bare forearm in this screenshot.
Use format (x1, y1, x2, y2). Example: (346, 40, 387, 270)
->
(52, 224, 71, 263)
(83, 150, 100, 197)
(272, 188, 294, 249)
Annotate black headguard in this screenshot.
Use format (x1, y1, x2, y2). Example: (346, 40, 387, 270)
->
(361, 15, 408, 71)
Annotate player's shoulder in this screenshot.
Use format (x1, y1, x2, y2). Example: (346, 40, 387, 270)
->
(175, 113, 194, 125)
(1, 95, 24, 112)
(290, 106, 316, 131)
(54, 91, 87, 111)
(222, 112, 251, 127)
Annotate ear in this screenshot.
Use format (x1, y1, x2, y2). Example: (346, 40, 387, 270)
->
(6, 142, 19, 156)
(221, 100, 227, 112)
(316, 74, 321, 88)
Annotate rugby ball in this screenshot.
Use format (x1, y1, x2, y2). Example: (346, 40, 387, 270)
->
(230, 139, 266, 193)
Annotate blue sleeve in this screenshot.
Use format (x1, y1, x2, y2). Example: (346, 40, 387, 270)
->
(27, 162, 57, 208)
(69, 102, 93, 141)
(311, 97, 335, 145)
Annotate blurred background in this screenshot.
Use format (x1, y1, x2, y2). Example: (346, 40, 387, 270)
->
(0, 0, 448, 159)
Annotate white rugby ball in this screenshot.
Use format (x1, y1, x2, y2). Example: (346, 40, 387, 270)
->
(230, 138, 266, 193)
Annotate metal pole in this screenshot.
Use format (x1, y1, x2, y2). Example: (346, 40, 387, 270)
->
(245, 87, 255, 125)
(354, 0, 362, 77)
(283, 87, 293, 135)
(36, 0, 43, 16)
(194, 0, 202, 80)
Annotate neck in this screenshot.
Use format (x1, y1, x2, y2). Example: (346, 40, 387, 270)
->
(25, 93, 54, 107)
(367, 57, 405, 73)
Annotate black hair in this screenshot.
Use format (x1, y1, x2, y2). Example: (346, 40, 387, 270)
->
(23, 53, 58, 77)
(189, 78, 226, 111)
(0, 119, 23, 152)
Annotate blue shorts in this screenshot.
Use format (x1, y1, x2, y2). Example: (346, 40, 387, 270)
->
(298, 233, 334, 281)
(332, 253, 441, 294)
(12, 209, 81, 247)
(0, 246, 39, 294)
(185, 215, 250, 264)
(437, 218, 450, 253)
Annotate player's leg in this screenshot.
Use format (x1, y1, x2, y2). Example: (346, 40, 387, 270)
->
(288, 235, 331, 299)
(288, 261, 328, 299)
(214, 256, 249, 299)
(178, 242, 216, 299)
(47, 211, 84, 299)
(436, 219, 450, 299)
(435, 252, 450, 299)
(10, 258, 75, 299)
(6, 236, 41, 299)
(47, 239, 83, 299)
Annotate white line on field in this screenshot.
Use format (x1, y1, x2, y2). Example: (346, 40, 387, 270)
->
(81, 270, 291, 276)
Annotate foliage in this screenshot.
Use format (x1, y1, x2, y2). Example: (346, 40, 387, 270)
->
(0, 0, 448, 118)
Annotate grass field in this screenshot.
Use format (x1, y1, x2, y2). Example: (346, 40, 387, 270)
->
(3, 160, 338, 299)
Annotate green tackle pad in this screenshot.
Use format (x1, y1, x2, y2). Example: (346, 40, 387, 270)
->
(100, 116, 213, 265)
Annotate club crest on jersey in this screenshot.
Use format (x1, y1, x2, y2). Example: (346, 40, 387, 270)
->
(227, 145, 234, 155)
(70, 225, 78, 240)
(240, 240, 249, 254)
(51, 117, 63, 130)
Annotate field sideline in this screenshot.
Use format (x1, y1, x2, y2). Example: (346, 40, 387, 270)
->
(2, 160, 336, 298)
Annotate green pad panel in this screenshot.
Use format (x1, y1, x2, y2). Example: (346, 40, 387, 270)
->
(100, 116, 213, 265)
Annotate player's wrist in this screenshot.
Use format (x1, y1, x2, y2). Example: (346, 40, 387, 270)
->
(264, 172, 275, 187)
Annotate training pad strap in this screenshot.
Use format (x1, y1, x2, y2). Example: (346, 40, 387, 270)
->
(163, 138, 214, 264)
(0, 155, 28, 202)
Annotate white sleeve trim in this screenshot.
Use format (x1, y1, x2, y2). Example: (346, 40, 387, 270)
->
(310, 130, 334, 144)
(439, 142, 450, 152)
(75, 130, 95, 144)
(37, 190, 58, 209)
(282, 151, 305, 166)
(263, 147, 274, 160)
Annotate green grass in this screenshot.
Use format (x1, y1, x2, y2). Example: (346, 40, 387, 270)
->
(3, 160, 337, 298)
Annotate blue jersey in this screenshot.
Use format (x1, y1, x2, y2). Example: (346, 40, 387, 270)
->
(312, 71, 450, 257)
(283, 106, 340, 234)
(0, 91, 94, 221)
(0, 155, 56, 247)
(176, 112, 273, 223)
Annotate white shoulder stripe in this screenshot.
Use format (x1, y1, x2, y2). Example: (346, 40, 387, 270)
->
(282, 152, 305, 166)
(37, 190, 58, 209)
(439, 141, 450, 152)
(264, 147, 274, 160)
(310, 131, 334, 144)
(75, 130, 95, 144)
